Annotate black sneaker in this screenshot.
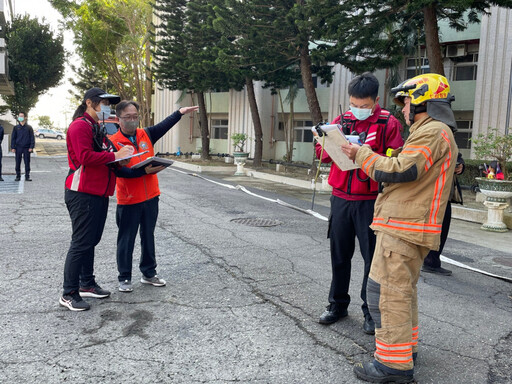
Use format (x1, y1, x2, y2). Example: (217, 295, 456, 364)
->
(79, 283, 111, 298)
(59, 291, 90, 311)
(15, 176, 20, 181)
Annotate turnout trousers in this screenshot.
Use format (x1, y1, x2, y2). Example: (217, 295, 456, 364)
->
(367, 232, 430, 375)
(116, 196, 159, 281)
(328, 196, 376, 316)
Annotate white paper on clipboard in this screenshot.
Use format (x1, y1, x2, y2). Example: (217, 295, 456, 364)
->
(106, 151, 149, 164)
(312, 124, 359, 171)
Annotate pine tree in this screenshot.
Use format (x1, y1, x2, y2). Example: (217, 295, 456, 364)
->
(339, 0, 512, 77)
(154, 0, 240, 160)
(213, 0, 300, 166)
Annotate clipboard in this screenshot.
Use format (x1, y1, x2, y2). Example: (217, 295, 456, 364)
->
(106, 151, 149, 164)
(312, 124, 360, 171)
(130, 156, 174, 169)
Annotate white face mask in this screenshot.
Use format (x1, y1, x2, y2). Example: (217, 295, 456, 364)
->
(350, 106, 373, 121)
(96, 104, 111, 120)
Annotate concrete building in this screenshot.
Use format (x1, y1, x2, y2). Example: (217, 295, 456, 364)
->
(0, 0, 15, 155)
(153, 7, 512, 162)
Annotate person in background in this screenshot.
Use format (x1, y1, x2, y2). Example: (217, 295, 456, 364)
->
(59, 88, 133, 312)
(342, 73, 458, 383)
(315, 72, 403, 335)
(11, 112, 35, 181)
(422, 153, 465, 276)
(0, 123, 4, 181)
(111, 101, 198, 293)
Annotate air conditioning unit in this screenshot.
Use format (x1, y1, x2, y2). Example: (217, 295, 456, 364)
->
(446, 44, 466, 57)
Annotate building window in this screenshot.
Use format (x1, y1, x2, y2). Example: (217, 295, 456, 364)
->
(294, 120, 314, 142)
(212, 119, 228, 139)
(406, 57, 430, 79)
(454, 120, 473, 149)
(453, 53, 478, 81)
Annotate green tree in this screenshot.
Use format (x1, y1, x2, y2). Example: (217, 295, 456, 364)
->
(50, 0, 154, 126)
(3, 15, 65, 116)
(38, 116, 54, 130)
(154, 0, 241, 160)
(66, 64, 116, 102)
(213, 0, 300, 166)
(340, 1, 512, 76)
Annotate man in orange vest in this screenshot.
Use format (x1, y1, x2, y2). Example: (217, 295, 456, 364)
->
(111, 101, 198, 292)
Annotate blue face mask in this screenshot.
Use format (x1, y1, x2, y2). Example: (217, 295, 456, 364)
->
(17, 116, 24, 122)
(96, 104, 111, 121)
(350, 106, 373, 121)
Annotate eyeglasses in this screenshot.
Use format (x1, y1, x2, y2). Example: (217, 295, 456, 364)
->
(120, 115, 139, 121)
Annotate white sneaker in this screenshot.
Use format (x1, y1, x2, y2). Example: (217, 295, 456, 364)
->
(119, 280, 133, 292)
(140, 275, 166, 287)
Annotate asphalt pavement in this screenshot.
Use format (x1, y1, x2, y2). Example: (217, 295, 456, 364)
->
(0, 151, 511, 384)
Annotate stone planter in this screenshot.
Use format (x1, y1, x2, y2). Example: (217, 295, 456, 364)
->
(233, 152, 249, 175)
(475, 177, 512, 232)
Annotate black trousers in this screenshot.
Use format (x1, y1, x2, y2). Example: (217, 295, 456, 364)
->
(63, 190, 109, 295)
(14, 147, 31, 178)
(328, 196, 376, 316)
(116, 196, 159, 281)
(0, 145, 3, 176)
(424, 202, 452, 268)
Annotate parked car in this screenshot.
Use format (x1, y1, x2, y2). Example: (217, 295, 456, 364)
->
(35, 128, 66, 140)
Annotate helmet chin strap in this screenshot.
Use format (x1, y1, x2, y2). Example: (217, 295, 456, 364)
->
(409, 104, 427, 123)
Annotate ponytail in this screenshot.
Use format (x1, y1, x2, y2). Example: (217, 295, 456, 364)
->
(72, 102, 87, 121)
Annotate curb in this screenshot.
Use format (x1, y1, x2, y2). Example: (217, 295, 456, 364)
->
(173, 160, 512, 229)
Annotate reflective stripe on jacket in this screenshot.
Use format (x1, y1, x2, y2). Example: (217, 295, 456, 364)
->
(65, 114, 117, 197)
(111, 128, 159, 205)
(355, 116, 458, 250)
(315, 105, 404, 200)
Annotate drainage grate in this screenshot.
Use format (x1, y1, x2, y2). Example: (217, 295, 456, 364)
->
(0, 176, 24, 194)
(230, 218, 283, 227)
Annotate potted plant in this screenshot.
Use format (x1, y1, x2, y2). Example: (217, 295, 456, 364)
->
(471, 127, 512, 232)
(231, 133, 249, 175)
(231, 133, 248, 153)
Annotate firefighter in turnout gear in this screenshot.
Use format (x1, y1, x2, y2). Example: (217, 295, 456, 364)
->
(341, 73, 458, 383)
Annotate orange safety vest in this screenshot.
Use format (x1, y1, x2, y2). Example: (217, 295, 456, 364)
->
(111, 129, 160, 205)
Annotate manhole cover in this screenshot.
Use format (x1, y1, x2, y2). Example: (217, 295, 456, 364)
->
(231, 218, 282, 227)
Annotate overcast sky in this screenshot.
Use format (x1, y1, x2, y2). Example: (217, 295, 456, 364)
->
(13, 0, 78, 129)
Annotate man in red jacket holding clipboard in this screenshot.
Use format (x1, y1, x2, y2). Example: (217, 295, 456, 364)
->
(315, 73, 403, 334)
(111, 101, 198, 293)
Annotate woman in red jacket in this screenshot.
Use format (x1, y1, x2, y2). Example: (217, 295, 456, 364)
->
(59, 88, 133, 312)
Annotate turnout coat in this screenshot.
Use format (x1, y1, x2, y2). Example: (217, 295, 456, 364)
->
(355, 116, 458, 251)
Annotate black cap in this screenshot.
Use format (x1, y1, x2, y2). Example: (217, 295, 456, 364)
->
(83, 87, 121, 105)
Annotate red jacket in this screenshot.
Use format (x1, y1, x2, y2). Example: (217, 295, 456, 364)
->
(316, 104, 403, 200)
(111, 129, 160, 205)
(65, 113, 117, 197)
